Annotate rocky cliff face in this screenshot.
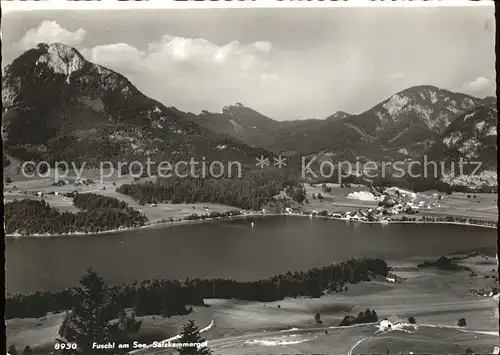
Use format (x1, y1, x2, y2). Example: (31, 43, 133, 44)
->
(427, 102, 498, 172)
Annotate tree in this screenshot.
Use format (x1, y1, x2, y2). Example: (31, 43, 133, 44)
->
(8, 345, 17, 355)
(178, 320, 212, 355)
(59, 310, 71, 338)
(58, 269, 120, 352)
(22, 346, 33, 355)
(457, 317, 467, 327)
(408, 316, 416, 324)
(121, 310, 141, 333)
(315, 312, 322, 324)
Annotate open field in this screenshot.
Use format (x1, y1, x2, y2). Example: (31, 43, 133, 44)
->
(207, 326, 498, 355)
(3, 165, 240, 224)
(354, 326, 498, 355)
(418, 192, 498, 221)
(7, 254, 499, 353)
(302, 183, 379, 214)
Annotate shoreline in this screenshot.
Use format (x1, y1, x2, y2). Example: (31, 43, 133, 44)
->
(5, 211, 498, 239)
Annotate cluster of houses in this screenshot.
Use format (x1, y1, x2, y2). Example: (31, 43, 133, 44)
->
(5, 178, 95, 200)
(293, 187, 444, 224)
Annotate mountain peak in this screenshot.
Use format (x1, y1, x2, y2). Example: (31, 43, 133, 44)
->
(36, 42, 86, 81)
(2, 44, 271, 167)
(45, 42, 85, 61)
(326, 111, 351, 121)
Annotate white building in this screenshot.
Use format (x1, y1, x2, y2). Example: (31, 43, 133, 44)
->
(380, 315, 402, 330)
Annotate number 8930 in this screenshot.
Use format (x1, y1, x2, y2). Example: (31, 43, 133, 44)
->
(54, 343, 78, 350)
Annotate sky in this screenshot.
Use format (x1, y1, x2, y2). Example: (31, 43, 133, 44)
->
(1, 5, 496, 121)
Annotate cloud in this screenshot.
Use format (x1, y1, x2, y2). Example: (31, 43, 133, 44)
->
(461, 76, 492, 93)
(388, 72, 405, 80)
(145, 36, 272, 68)
(19, 20, 86, 50)
(17, 21, 281, 114)
(76, 34, 277, 113)
(80, 43, 145, 71)
(261, 72, 279, 83)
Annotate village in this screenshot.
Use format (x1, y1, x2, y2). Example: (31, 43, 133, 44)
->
(278, 185, 446, 225)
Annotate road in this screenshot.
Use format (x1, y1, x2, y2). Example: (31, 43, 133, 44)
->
(347, 336, 370, 355)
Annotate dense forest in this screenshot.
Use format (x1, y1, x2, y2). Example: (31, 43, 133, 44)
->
(6, 258, 389, 319)
(4, 194, 148, 235)
(117, 171, 303, 210)
(72, 193, 129, 210)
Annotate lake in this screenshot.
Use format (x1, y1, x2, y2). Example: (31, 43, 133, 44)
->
(5, 216, 497, 294)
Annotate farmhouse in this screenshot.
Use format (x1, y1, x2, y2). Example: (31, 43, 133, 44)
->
(380, 315, 402, 329)
(385, 272, 404, 283)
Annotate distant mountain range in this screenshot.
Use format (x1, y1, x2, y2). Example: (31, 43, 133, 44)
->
(308, 88, 496, 167)
(2, 43, 497, 178)
(191, 86, 496, 165)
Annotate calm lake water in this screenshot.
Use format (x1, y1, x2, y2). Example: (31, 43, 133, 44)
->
(6, 216, 498, 294)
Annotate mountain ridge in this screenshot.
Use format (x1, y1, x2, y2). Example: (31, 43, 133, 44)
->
(197, 86, 494, 161)
(2, 43, 496, 180)
(2, 43, 271, 168)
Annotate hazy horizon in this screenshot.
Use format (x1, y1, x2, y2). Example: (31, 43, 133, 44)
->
(2, 6, 496, 121)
